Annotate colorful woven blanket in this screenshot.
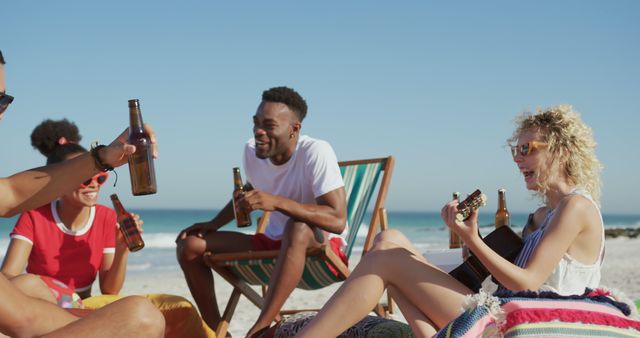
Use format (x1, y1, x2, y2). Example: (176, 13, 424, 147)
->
(435, 288, 640, 338)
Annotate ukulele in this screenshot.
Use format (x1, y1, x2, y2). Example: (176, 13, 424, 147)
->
(455, 189, 487, 222)
(448, 189, 523, 292)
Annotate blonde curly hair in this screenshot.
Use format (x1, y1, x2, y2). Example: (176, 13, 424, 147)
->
(508, 105, 602, 205)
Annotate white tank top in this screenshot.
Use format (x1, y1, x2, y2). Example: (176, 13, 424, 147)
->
(514, 188, 605, 296)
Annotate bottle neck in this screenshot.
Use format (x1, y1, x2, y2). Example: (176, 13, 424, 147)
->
(498, 192, 507, 210)
(233, 173, 243, 189)
(129, 107, 144, 131)
(111, 199, 127, 216)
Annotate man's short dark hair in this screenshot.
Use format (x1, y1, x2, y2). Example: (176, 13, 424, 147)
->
(262, 86, 307, 122)
(0, 50, 5, 65)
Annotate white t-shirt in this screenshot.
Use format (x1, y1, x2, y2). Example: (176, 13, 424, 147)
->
(243, 135, 345, 241)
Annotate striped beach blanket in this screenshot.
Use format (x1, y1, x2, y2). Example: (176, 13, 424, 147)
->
(435, 289, 640, 338)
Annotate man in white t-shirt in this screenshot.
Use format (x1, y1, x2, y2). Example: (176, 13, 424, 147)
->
(176, 86, 347, 336)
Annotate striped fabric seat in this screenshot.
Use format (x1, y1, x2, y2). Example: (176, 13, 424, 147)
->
(434, 289, 640, 338)
(218, 158, 388, 290)
(204, 157, 394, 337)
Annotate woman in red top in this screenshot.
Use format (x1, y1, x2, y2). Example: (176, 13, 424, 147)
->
(1, 122, 141, 299)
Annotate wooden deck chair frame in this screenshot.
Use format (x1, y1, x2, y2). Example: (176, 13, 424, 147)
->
(203, 156, 395, 337)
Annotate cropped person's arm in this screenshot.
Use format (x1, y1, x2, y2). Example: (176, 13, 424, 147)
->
(0, 239, 32, 278)
(0, 154, 103, 217)
(0, 126, 157, 218)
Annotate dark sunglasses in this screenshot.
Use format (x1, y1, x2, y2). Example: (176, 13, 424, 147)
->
(0, 92, 14, 115)
(80, 172, 109, 188)
(510, 141, 548, 158)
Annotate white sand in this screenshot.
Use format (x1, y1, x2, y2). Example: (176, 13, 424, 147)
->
(600, 238, 640, 301)
(119, 238, 640, 337)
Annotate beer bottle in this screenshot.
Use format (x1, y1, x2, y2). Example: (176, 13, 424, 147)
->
(495, 188, 510, 228)
(449, 192, 462, 249)
(232, 167, 252, 227)
(127, 99, 157, 195)
(110, 194, 145, 252)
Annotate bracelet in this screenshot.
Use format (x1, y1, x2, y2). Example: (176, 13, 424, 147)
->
(90, 143, 114, 172)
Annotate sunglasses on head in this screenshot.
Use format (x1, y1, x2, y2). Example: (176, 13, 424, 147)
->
(510, 141, 548, 158)
(80, 172, 109, 188)
(0, 92, 14, 115)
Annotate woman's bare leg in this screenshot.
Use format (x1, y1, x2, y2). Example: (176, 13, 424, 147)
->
(387, 285, 437, 338)
(296, 229, 471, 338)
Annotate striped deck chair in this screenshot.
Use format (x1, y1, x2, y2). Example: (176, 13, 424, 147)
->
(203, 156, 395, 337)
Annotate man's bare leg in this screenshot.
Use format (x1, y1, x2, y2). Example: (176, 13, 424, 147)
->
(177, 234, 222, 332)
(176, 231, 254, 333)
(246, 221, 322, 337)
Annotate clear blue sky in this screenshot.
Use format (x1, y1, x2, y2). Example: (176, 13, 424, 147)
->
(2, 1, 639, 214)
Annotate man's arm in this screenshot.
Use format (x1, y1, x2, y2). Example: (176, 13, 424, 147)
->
(240, 187, 347, 234)
(0, 126, 157, 218)
(208, 200, 236, 231)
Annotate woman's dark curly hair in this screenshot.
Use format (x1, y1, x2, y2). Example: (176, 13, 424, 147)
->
(30, 119, 82, 157)
(30, 119, 86, 165)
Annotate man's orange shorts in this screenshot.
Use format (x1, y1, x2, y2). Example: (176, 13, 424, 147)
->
(250, 233, 348, 276)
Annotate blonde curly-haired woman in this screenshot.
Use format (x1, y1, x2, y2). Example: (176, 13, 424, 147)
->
(298, 105, 604, 338)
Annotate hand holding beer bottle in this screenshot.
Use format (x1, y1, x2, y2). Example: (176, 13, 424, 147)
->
(127, 99, 157, 195)
(110, 194, 145, 252)
(232, 167, 252, 227)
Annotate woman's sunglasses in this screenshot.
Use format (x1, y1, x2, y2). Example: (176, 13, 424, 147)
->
(510, 141, 548, 158)
(80, 172, 109, 188)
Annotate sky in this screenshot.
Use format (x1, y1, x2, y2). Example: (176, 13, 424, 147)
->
(1, 1, 639, 214)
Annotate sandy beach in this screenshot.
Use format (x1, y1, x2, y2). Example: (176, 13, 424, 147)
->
(117, 237, 640, 337)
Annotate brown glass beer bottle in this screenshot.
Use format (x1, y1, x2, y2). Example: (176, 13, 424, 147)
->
(110, 194, 145, 252)
(127, 99, 157, 195)
(232, 167, 252, 227)
(495, 188, 510, 228)
(449, 192, 462, 249)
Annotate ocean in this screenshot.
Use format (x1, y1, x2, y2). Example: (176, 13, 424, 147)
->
(1, 209, 639, 275)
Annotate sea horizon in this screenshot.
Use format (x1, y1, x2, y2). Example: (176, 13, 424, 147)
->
(2, 208, 638, 248)
(1, 207, 638, 278)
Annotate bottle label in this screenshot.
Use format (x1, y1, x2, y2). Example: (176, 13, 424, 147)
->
(232, 191, 252, 227)
(120, 217, 145, 251)
(128, 143, 157, 195)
